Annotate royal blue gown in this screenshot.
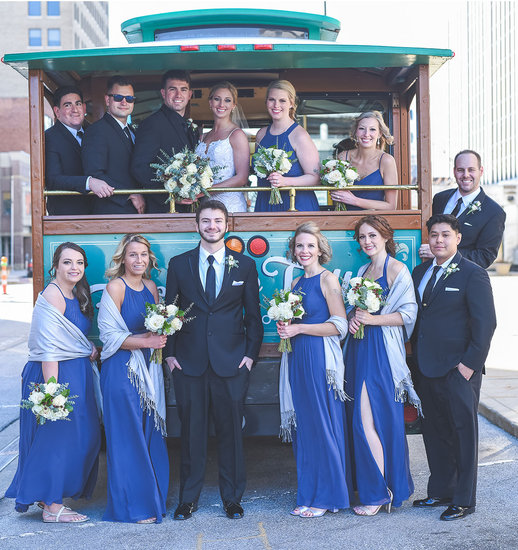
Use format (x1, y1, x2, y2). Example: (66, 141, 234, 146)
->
(289, 272, 352, 510)
(345, 256, 413, 508)
(101, 280, 169, 523)
(254, 122, 319, 212)
(6, 290, 100, 512)
(343, 152, 385, 211)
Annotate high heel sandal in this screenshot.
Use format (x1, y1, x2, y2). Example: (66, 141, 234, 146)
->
(353, 489, 393, 517)
(385, 489, 393, 514)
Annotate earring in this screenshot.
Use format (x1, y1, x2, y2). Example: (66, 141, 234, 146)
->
(377, 138, 381, 146)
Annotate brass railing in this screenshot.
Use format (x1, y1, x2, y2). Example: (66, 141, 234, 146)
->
(44, 185, 418, 213)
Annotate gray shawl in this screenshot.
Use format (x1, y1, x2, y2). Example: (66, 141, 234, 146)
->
(343, 262, 422, 415)
(279, 315, 350, 442)
(28, 293, 102, 418)
(98, 289, 166, 436)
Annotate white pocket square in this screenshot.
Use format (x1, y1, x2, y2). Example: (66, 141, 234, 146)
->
(445, 287, 459, 291)
(463, 222, 472, 226)
(232, 281, 244, 286)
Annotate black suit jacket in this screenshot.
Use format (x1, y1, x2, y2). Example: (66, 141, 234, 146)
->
(131, 105, 198, 213)
(165, 246, 263, 377)
(81, 113, 139, 215)
(44, 120, 92, 215)
(432, 188, 506, 268)
(412, 252, 496, 378)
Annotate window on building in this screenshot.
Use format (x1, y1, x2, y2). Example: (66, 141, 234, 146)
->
(47, 1, 60, 16)
(48, 28, 61, 46)
(28, 1, 41, 16)
(2, 192, 11, 216)
(28, 28, 42, 47)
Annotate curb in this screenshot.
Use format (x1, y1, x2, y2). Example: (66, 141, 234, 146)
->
(479, 400, 518, 439)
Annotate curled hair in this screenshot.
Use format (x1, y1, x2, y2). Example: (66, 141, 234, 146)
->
(354, 215, 397, 257)
(48, 242, 93, 318)
(266, 80, 298, 120)
(426, 213, 460, 234)
(105, 234, 159, 281)
(288, 221, 332, 265)
(351, 111, 394, 151)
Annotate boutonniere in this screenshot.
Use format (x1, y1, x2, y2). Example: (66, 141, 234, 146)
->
(186, 118, 198, 132)
(225, 255, 239, 273)
(466, 200, 481, 216)
(444, 263, 460, 279)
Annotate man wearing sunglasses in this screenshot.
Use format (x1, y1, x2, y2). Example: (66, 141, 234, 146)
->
(131, 70, 199, 213)
(82, 76, 145, 214)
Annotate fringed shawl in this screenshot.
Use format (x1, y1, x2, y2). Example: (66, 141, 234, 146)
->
(279, 315, 351, 442)
(28, 293, 103, 418)
(98, 289, 167, 436)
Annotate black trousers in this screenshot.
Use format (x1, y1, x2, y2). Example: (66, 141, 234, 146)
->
(172, 365, 249, 504)
(415, 367, 482, 507)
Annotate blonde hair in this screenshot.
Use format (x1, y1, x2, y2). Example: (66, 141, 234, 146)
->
(208, 81, 238, 105)
(266, 79, 298, 119)
(288, 221, 332, 265)
(351, 111, 394, 150)
(105, 234, 159, 280)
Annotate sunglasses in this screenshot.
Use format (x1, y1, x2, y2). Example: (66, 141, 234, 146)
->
(108, 94, 136, 103)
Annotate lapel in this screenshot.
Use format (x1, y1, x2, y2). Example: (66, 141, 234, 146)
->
(414, 262, 431, 310)
(161, 105, 189, 151)
(56, 120, 81, 153)
(439, 189, 456, 213)
(103, 113, 133, 154)
(427, 251, 462, 307)
(457, 188, 486, 223)
(215, 250, 233, 304)
(187, 244, 208, 305)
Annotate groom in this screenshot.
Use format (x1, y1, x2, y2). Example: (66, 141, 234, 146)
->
(412, 214, 496, 520)
(165, 199, 263, 520)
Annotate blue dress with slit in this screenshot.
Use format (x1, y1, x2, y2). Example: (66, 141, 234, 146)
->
(344, 256, 413, 507)
(101, 279, 169, 523)
(6, 288, 100, 512)
(289, 272, 352, 509)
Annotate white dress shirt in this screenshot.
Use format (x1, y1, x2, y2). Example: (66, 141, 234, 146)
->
(418, 253, 457, 300)
(199, 244, 225, 297)
(109, 113, 134, 143)
(444, 188, 481, 217)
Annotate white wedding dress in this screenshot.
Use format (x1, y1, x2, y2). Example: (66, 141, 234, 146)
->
(195, 128, 248, 213)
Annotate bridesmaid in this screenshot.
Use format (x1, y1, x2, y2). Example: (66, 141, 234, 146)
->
(277, 222, 352, 517)
(330, 111, 398, 210)
(98, 234, 169, 523)
(6, 242, 100, 522)
(343, 215, 420, 515)
(254, 80, 320, 212)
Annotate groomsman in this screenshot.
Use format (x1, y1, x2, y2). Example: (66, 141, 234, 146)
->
(131, 70, 199, 213)
(419, 150, 506, 268)
(82, 77, 144, 214)
(412, 214, 497, 521)
(165, 199, 263, 520)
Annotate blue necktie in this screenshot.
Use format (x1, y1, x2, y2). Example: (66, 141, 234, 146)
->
(205, 255, 216, 304)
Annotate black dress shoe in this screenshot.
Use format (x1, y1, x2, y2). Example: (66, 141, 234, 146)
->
(413, 496, 452, 508)
(174, 502, 198, 520)
(223, 501, 244, 519)
(440, 505, 475, 521)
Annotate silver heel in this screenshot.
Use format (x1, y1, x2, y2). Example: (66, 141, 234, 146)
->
(385, 489, 393, 514)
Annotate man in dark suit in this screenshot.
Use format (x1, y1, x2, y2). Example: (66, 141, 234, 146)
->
(131, 70, 199, 213)
(419, 149, 506, 268)
(45, 86, 114, 215)
(412, 214, 497, 521)
(165, 199, 263, 520)
(82, 77, 144, 215)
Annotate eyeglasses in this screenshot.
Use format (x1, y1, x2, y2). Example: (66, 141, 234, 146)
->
(108, 94, 136, 103)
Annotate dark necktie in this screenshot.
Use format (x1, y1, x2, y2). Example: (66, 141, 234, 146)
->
(76, 129, 84, 144)
(123, 126, 133, 144)
(450, 197, 463, 217)
(205, 255, 216, 304)
(422, 265, 442, 307)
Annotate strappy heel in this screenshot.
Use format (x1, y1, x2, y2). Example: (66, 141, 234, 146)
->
(385, 489, 393, 514)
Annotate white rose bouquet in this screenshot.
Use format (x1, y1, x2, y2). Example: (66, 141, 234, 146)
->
(21, 376, 76, 425)
(320, 158, 359, 211)
(345, 276, 385, 339)
(151, 147, 221, 210)
(264, 288, 305, 352)
(252, 145, 296, 205)
(144, 298, 194, 364)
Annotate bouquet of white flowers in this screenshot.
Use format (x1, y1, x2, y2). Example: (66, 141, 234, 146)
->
(252, 145, 296, 205)
(144, 298, 194, 364)
(21, 376, 76, 425)
(265, 288, 305, 352)
(320, 158, 359, 211)
(345, 276, 385, 339)
(151, 147, 219, 210)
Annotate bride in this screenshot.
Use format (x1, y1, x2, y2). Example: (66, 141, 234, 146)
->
(195, 81, 249, 212)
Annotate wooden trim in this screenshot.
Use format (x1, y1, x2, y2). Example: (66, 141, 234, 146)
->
(43, 211, 422, 235)
(29, 69, 45, 303)
(260, 343, 281, 358)
(391, 93, 403, 208)
(399, 94, 411, 209)
(416, 65, 432, 237)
